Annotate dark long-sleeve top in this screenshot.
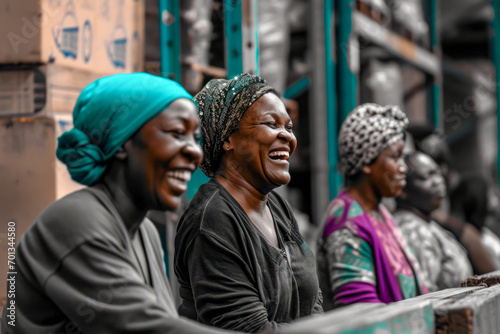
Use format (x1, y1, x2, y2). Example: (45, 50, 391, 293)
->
(1, 184, 235, 334)
(175, 179, 323, 333)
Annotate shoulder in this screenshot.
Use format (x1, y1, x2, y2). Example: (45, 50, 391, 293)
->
(327, 193, 365, 222)
(321, 194, 365, 238)
(26, 187, 123, 246)
(394, 212, 438, 248)
(430, 220, 460, 243)
(16, 187, 126, 284)
(39, 188, 112, 227)
(179, 181, 236, 230)
(393, 211, 426, 230)
(176, 181, 248, 248)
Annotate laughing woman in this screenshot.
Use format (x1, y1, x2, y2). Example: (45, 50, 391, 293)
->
(175, 74, 323, 333)
(1, 73, 237, 334)
(316, 104, 428, 311)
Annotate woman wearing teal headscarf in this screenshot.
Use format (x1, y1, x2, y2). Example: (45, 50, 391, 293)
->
(1, 73, 235, 334)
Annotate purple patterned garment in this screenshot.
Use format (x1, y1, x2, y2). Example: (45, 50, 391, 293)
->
(316, 191, 428, 309)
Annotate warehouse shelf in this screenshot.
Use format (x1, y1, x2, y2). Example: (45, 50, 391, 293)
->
(353, 11, 440, 77)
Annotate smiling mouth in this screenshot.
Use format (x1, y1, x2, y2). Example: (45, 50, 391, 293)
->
(268, 151, 290, 161)
(165, 170, 192, 193)
(166, 170, 192, 182)
(392, 174, 406, 182)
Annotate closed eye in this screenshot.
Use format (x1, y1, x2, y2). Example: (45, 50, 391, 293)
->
(164, 129, 184, 139)
(262, 122, 277, 128)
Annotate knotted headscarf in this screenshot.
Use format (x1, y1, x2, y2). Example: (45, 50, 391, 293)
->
(57, 73, 193, 186)
(338, 103, 409, 177)
(194, 73, 278, 178)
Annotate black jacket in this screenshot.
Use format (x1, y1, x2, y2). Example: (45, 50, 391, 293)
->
(175, 180, 323, 333)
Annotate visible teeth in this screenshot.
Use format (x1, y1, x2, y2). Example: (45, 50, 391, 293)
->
(166, 170, 192, 182)
(269, 151, 289, 160)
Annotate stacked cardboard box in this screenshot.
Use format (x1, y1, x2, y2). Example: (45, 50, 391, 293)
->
(0, 0, 144, 74)
(0, 0, 145, 307)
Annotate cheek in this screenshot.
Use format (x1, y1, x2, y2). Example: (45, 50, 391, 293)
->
(415, 181, 431, 194)
(290, 136, 298, 154)
(239, 143, 260, 164)
(386, 160, 400, 174)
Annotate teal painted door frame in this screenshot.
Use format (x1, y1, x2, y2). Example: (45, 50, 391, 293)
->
(424, 0, 441, 128)
(225, 0, 259, 78)
(337, 0, 358, 124)
(159, 0, 181, 82)
(491, 0, 500, 187)
(325, 0, 341, 199)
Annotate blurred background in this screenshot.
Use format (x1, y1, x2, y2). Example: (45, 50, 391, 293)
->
(1, 0, 500, 305)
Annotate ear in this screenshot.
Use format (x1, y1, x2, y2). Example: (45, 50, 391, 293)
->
(114, 142, 129, 160)
(223, 137, 233, 152)
(362, 165, 372, 175)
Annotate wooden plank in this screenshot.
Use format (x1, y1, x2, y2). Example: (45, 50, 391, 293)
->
(435, 284, 500, 334)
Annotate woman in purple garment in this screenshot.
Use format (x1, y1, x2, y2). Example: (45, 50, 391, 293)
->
(316, 103, 428, 310)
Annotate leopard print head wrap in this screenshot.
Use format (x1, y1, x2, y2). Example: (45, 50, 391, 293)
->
(194, 73, 278, 178)
(338, 103, 409, 177)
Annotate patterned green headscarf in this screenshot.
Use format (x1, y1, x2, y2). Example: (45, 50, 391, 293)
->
(57, 73, 193, 186)
(194, 73, 278, 178)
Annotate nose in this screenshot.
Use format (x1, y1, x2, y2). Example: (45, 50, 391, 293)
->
(278, 129, 295, 142)
(182, 137, 203, 165)
(278, 129, 297, 154)
(397, 160, 407, 175)
(433, 175, 445, 187)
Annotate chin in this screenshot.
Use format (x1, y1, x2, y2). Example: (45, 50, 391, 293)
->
(386, 187, 404, 198)
(274, 176, 291, 187)
(156, 194, 181, 212)
(428, 200, 443, 212)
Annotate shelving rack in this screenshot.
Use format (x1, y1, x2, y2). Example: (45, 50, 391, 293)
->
(224, 0, 259, 78)
(492, 0, 500, 187)
(155, 1, 500, 222)
(158, 0, 443, 221)
(308, 0, 339, 221)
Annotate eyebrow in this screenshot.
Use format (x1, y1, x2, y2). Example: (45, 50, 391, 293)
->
(158, 115, 199, 129)
(262, 111, 280, 117)
(165, 115, 194, 123)
(262, 111, 292, 122)
(386, 144, 400, 153)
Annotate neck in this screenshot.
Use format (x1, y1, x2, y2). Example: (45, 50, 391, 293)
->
(215, 168, 269, 214)
(101, 162, 148, 234)
(397, 202, 432, 222)
(346, 182, 380, 212)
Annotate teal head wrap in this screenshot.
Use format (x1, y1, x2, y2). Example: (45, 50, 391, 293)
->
(57, 72, 193, 186)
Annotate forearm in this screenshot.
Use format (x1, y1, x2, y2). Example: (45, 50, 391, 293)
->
(334, 282, 383, 306)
